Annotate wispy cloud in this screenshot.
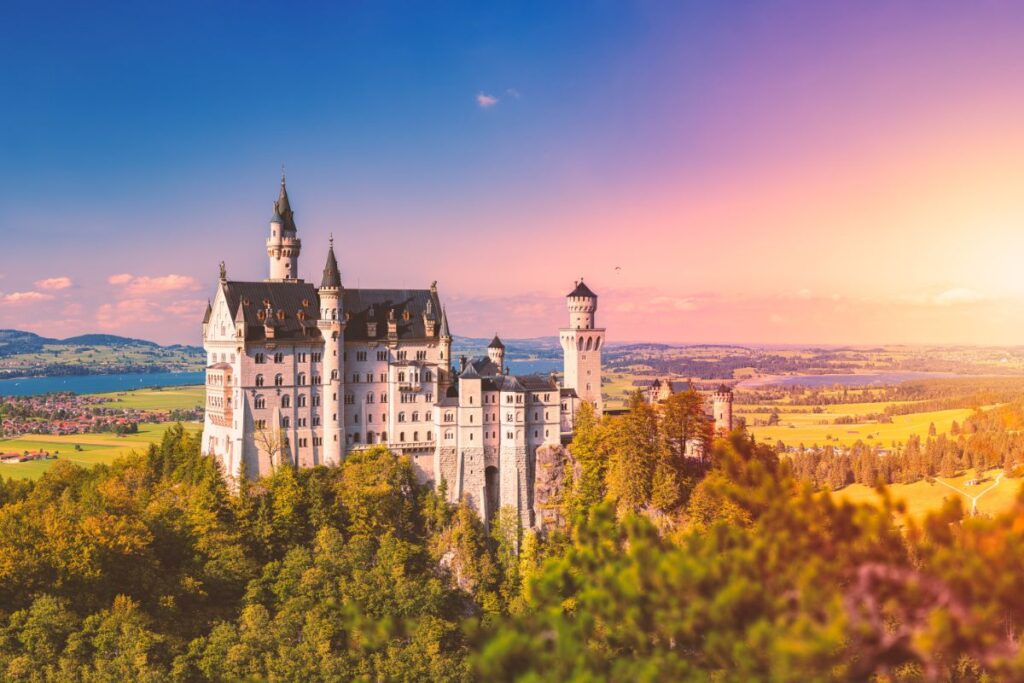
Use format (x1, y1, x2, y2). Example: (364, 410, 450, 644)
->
(0, 291, 54, 305)
(95, 299, 164, 329)
(35, 276, 73, 290)
(476, 92, 499, 108)
(108, 273, 199, 295)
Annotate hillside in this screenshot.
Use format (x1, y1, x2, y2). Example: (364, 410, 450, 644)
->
(0, 329, 204, 379)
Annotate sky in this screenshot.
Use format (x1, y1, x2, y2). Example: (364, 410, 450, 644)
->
(3, 1, 1024, 346)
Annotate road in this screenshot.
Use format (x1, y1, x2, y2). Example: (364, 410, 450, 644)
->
(933, 472, 1005, 516)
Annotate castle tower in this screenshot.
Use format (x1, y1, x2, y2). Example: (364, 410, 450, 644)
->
(712, 384, 733, 434)
(266, 172, 302, 281)
(487, 335, 505, 372)
(318, 237, 345, 465)
(438, 306, 453, 395)
(560, 278, 605, 416)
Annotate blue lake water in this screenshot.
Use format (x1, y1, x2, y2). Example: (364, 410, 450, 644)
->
(0, 372, 205, 397)
(737, 371, 959, 388)
(507, 359, 561, 375)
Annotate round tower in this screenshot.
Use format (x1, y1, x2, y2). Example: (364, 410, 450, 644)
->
(487, 335, 505, 372)
(560, 278, 605, 416)
(567, 278, 597, 329)
(712, 384, 733, 434)
(318, 237, 344, 466)
(266, 172, 302, 281)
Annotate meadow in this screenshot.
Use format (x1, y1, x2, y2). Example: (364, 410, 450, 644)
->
(91, 385, 204, 411)
(832, 468, 1022, 520)
(0, 421, 202, 479)
(737, 403, 979, 448)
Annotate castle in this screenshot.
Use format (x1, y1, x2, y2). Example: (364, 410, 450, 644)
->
(201, 176, 601, 526)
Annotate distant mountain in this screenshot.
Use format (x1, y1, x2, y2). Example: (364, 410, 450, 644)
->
(0, 329, 205, 379)
(61, 333, 160, 347)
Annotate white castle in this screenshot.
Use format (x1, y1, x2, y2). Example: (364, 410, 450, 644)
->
(201, 176, 603, 526)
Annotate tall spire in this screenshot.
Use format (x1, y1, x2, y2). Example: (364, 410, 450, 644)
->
(439, 306, 451, 338)
(273, 169, 296, 233)
(321, 236, 341, 288)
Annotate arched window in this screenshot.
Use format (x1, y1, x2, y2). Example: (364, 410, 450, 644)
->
(424, 370, 432, 382)
(426, 431, 432, 441)
(255, 374, 264, 387)
(274, 374, 283, 386)
(577, 337, 584, 350)
(594, 337, 601, 350)
(398, 412, 406, 422)
(412, 411, 419, 422)
(297, 395, 306, 408)
(398, 371, 406, 382)
(297, 373, 306, 385)
(400, 431, 405, 441)
(282, 395, 291, 408)
(413, 431, 419, 441)
(381, 432, 387, 442)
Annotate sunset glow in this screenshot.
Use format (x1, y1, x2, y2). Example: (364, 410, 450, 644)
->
(3, 2, 1024, 344)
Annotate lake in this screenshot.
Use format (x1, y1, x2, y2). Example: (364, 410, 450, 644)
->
(736, 371, 959, 389)
(0, 372, 205, 397)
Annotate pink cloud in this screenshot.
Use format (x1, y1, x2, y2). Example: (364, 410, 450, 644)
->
(108, 273, 199, 295)
(0, 291, 54, 305)
(35, 276, 73, 290)
(164, 299, 207, 317)
(95, 298, 164, 329)
(476, 92, 498, 108)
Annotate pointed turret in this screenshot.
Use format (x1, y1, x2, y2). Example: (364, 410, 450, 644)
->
(274, 170, 296, 234)
(321, 236, 341, 288)
(439, 307, 451, 339)
(487, 333, 505, 371)
(202, 300, 212, 324)
(266, 172, 302, 281)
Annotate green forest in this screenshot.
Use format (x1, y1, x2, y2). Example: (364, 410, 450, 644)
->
(3, 392, 1024, 681)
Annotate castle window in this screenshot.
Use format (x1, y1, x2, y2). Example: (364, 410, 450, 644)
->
(445, 431, 453, 440)
(274, 374, 283, 386)
(281, 416, 290, 428)
(379, 373, 386, 382)
(255, 374, 264, 387)
(352, 373, 359, 383)
(354, 413, 360, 423)
(377, 351, 388, 361)
(444, 412, 453, 422)
(297, 395, 306, 408)
(397, 351, 407, 361)
(426, 431, 432, 441)
(366, 393, 374, 404)
(313, 416, 321, 426)
(534, 431, 538, 438)
(282, 395, 290, 408)
(424, 370, 432, 382)
(353, 433, 361, 443)
(312, 375, 320, 385)
(254, 419, 266, 430)
(380, 393, 387, 403)
(345, 394, 354, 405)
(398, 412, 406, 422)
(313, 395, 320, 407)
(398, 372, 405, 382)
(416, 350, 426, 361)
(400, 431, 405, 441)
(366, 431, 374, 444)
(365, 373, 373, 383)
(594, 338, 601, 350)
(412, 411, 419, 422)
(413, 431, 419, 441)
(357, 351, 367, 362)
(367, 414, 373, 423)
(254, 396, 266, 409)
(381, 432, 388, 442)
(255, 353, 265, 364)
(577, 337, 584, 351)
(297, 373, 306, 385)
(274, 352, 284, 363)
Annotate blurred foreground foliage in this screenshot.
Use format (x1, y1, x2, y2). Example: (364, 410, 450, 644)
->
(1, 400, 1024, 680)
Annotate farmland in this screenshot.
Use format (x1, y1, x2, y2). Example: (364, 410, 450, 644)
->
(91, 385, 204, 411)
(832, 468, 1022, 520)
(0, 421, 202, 480)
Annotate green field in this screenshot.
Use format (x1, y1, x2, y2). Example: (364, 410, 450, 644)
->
(91, 385, 204, 411)
(833, 468, 1022, 520)
(0, 422, 202, 480)
(740, 405, 979, 447)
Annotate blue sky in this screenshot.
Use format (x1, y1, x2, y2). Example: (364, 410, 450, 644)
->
(4, 2, 1024, 345)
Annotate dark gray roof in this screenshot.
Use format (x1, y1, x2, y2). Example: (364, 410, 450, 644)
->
(560, 387, 579, 398)
(342, 288, 441, 342)
(321, 242, 341, 288)
(567, 279, 597, 298)
(516, 374, 559, 392)
(439, 307, 451, 338)
(221, 280, 322, 343)
(716, 384, 732, 394)
(202, 300, 212, 324)
(459, 363, 481, 379)
(273, 177, 297, 233)
(465, 356, 500, 377)
(488, 335, 505, 349)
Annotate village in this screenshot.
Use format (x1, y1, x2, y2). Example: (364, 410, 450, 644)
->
(0, 391, 203, 463)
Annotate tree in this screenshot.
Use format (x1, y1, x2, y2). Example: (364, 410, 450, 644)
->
(605, 392, 660, 516)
